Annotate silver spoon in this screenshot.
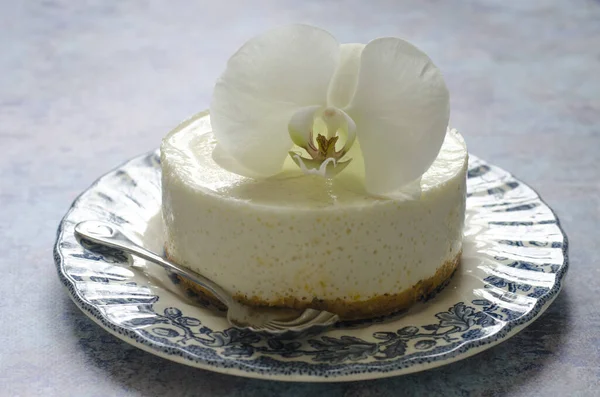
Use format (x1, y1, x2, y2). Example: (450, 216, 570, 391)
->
(74, 220, 339, 336)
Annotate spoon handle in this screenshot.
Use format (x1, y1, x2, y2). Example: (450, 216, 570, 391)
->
(74, 220, 233, 307)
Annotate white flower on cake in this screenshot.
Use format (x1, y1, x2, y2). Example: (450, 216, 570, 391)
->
(210, 24, 449, 196)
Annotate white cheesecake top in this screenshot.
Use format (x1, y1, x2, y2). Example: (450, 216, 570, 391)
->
(162, 111, 467, 208)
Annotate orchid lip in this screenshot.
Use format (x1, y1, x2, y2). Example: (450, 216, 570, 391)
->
(289, 152, 353, 178)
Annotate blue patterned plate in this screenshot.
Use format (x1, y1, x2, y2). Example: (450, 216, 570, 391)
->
(54, 151, 568, 382)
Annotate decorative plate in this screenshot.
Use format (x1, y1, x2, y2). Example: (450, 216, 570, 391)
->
(54, 151, 568, 382)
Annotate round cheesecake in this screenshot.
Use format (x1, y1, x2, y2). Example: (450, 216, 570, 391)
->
(161, 111, 467, 319)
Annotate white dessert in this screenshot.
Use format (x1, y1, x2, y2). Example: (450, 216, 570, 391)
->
(161, 111, 467, 319)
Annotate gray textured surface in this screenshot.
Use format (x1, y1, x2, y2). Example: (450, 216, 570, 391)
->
(1, 1, 599, 396)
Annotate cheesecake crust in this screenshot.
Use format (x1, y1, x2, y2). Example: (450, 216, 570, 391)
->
(172, 251, 461, 320)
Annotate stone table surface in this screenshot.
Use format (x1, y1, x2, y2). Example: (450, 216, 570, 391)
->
(1, 1, 599, 396)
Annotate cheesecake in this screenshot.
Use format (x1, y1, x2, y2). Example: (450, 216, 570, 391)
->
(161, 111, 467, 319)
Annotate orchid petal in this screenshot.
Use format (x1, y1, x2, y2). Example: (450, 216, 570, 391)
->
(212, 144, 265, 179)
(347, 37, 450, 196)
(210, 25, 340, 177)
(288, 105, 322, 149)
(327, 43, 365, 109)
(332, 108, 356, 155)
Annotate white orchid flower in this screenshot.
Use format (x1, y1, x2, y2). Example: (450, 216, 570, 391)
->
(210, 24, 449, 196)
